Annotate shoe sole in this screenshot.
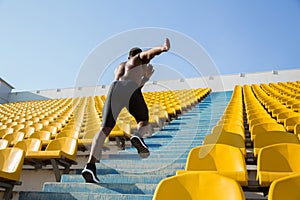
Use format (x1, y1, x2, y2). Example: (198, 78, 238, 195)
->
(131, 136, 150, 158)
(81, 169, 100, 183)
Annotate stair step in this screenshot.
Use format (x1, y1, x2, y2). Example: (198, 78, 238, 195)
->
(19, 191, 153, 200)
(43, 182, 157, 195)
(61, 174, 167, 184)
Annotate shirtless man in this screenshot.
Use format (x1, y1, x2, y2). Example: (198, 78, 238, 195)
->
(82, 38, 171, 183)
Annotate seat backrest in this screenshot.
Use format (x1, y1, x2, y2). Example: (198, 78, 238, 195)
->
(251, 123, 286, 136)
(212, 125, 244, 139)
(285, 116, 300, 127)
(258, 143, 300, 172)
(254, 131, 299, 149)
(29, 131, 51, 140)
(203, 132, 245, 149)
(46, 137, 78, 161)
(268, 174, 300, 200)
(153, 172, 245, 200)
(250, 117, 277, 129)
(0, 148, 25, 181)
(186, 144, 245, 172)
(0, 128, 14, 138)
(55, 130, 79, 139)
(0, 139, 8, 150)
(15, 139, 42, 154)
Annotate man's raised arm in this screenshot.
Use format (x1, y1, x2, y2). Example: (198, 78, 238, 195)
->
(139, 38, 170, 64)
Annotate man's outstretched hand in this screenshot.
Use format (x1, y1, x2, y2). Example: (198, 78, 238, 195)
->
(162, 38, 170, 52)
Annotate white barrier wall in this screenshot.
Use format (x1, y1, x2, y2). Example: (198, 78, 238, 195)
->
(8, 68, 300, 102)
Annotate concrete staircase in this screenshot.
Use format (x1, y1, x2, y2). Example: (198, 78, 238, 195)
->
(19, 91, 231, 200)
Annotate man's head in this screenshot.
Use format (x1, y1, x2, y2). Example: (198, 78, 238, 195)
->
(128, 47, 142, 58)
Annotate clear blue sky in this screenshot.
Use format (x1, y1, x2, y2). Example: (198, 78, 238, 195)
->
(1, 0, 300, 91)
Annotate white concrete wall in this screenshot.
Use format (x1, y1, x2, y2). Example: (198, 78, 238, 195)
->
(8, 68, 300, 102)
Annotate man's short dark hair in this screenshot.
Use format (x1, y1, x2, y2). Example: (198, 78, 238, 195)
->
(129, 47, 142, 57)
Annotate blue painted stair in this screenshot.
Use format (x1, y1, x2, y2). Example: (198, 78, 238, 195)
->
(19, 91, 232, 200)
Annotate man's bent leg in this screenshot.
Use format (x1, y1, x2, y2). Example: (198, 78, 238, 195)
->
(82, 127, 112, 183)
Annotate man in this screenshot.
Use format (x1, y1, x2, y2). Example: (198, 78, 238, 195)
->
(82, 38, 171, 183)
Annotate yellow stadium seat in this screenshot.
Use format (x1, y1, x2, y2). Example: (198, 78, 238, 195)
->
(257, 143, 300, 186)
(0, 139, 8, 150)
(26, 137, 78, 181)
(0, 147, 25, 199)
(253, 131, 299, 157)
(178, 144, 248, 186)
(153, 172, 245, 200)
(14, 138, 42, 156)
(41, 125, 58, 137)
(284, 116, 300, 132)
(55, 129, 79, 139)
(292, 103, 300, 112)
(277, 111, 300, 124)
(202, 132, 246, 156)
(12, 124, 25, 132)
(251, 122, 286, 141)
(29, 131, 51, 146)
(32, 123, 43, 131)
(19, 126, 35, 138)
(0, 147, 25, 181)
(268, 174, 300, 200)
(0, 128, 14, 139)
(217, 119, 244, 128)
(249, 117, 277, 130)
(3, 132, 25, 146)
(212, 124, 245, 140)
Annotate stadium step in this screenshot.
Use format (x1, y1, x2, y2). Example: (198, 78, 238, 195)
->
(19, 92, 231, 200)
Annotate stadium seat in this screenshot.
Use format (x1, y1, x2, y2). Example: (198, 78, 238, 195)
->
(250, 122, 286, 141)
(0, 128, 14, 139)
(257, 143, 300, 186)
(212, 124, 245, 140)
(0, 148, 25, 200)
(178, 144, 248, 186)
(268, 173, 300, 200)
(29, 131, 51, 146)
(284, 116, 300, 132)
(19, 127, 35, 138)
(153, 172, 245, 200)
(3, 132, 25, 146)
(202, 132, 246, 156)
(14, 138, 42, 156)
(253, 131, 299, 157)
(277, 111, 300, 124)
(292, 103, 300, 112)
(55, 129, 79, 139)
(26, 137, 78, 181)
(249, 117, 277, 130)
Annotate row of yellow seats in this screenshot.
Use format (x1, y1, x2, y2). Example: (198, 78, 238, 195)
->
(203, 85, 246, 156)
(0, 135, 78, 198)
(254, 83, 300, 136)
(153, 86, 248, 199)
(260, 82, 300, 133)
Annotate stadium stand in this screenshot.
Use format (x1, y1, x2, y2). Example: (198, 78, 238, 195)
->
(1, 76, 300, 199)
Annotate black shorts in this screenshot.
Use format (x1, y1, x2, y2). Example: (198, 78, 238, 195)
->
(101, 80, 149, 128)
